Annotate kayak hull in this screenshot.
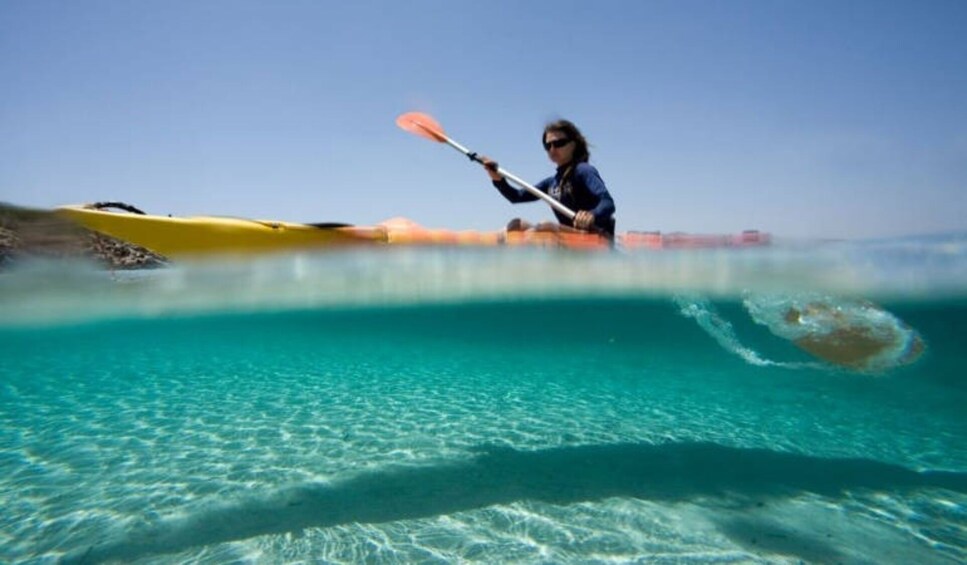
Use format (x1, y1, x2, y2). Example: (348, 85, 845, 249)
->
(56, 205, 770, 258)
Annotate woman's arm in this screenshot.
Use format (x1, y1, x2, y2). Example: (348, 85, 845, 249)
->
(492, 177, 551, 204)
(576, 164, 615, 219)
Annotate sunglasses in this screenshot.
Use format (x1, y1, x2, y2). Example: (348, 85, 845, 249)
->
(543, 138, 572, 150)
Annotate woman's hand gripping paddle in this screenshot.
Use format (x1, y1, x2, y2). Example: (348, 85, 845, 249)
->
(395, 112, 577, 220)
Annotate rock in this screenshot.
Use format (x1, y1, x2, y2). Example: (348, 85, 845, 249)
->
(0, 203, 167, 269)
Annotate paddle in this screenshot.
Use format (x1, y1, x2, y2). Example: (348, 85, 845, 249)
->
(395, 112, 577, 220)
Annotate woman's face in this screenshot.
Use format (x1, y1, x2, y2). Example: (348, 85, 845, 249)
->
(544, 130, 575, 167)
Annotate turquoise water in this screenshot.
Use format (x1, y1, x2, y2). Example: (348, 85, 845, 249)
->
(1, 238, 966, 563)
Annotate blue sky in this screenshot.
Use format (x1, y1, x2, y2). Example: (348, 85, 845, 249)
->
(2, 0, 965, 238)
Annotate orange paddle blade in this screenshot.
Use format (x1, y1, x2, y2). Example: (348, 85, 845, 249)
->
(396, 112, 447, 142)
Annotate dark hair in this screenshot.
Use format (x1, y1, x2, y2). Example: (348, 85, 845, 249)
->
(543, 119, 590, 163)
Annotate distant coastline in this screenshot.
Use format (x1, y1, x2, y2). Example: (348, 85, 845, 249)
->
(0, 203, 166, 269)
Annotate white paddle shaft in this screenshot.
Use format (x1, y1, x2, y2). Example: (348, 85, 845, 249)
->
(440, 137, 576, 219)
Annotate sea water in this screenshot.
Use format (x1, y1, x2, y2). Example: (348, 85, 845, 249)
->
(1, 236, 965, 564)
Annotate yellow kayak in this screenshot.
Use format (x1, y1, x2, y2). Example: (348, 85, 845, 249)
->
(56, 204, 387, 258)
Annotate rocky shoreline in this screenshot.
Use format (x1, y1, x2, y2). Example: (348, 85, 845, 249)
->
(0, 204, 167, 269)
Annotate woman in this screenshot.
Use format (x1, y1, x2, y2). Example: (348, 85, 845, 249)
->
(482, 120, 616, 235)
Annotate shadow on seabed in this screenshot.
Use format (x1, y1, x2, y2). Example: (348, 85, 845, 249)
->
(65, 440, 966, 564)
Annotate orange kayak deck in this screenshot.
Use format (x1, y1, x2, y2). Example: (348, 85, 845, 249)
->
(379, 217, 770, 250)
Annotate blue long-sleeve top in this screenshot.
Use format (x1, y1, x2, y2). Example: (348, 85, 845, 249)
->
(492, 162, 616, 234)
